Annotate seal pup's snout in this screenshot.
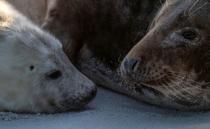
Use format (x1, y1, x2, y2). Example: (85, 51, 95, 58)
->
(84, 86, 97, 103)
(79, 81, 97, 106)
(79, 86, 97, 106)
(60, 85, 97, 111)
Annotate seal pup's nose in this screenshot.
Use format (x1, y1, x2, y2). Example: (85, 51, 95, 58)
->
(83, 87, 97, 103)
(121, 58, 140, 75)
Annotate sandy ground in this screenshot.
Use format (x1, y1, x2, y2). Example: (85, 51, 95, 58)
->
(0, 88, 210, 129)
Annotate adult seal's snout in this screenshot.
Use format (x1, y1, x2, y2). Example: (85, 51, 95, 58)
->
(121, 58, 140, 75)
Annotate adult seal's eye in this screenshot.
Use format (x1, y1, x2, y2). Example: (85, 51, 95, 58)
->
(180, 28, 199, 41)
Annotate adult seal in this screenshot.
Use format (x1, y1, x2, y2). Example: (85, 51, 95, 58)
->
(121, 0, 210, 110)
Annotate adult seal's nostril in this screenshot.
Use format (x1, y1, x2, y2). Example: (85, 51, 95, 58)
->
(121, 58, 140, 75)
(46, 70, 62, 80)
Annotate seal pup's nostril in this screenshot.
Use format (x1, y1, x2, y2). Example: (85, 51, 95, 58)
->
(46, 70, 62, 80)
(90, 87, 97, 99)
(83, 87, 97, 103)
(121, 58, 140, 75)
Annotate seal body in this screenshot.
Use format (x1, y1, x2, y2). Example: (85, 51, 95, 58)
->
(42, 0, 160, 66)
(121, 0, 210, 110)
(0, 0, 96, 113)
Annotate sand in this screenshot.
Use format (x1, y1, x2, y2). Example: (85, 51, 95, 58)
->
(0, 88, 210, 129)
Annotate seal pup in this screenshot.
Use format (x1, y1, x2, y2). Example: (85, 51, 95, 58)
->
(0, 0, 96, 113)
(121, 0, 210, 110)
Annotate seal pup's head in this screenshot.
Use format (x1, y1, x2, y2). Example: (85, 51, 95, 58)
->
(121, 0, 210, 110)
(0, 0, 96, 113)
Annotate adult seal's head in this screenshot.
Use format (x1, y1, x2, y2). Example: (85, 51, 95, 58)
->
(121, 0, 210, 110)
(0, 1, 96, 113)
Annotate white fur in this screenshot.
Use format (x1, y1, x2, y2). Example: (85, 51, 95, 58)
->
(0, 0, 96, 113)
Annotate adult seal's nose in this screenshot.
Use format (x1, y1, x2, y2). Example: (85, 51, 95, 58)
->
(121, 58, 140, 75)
